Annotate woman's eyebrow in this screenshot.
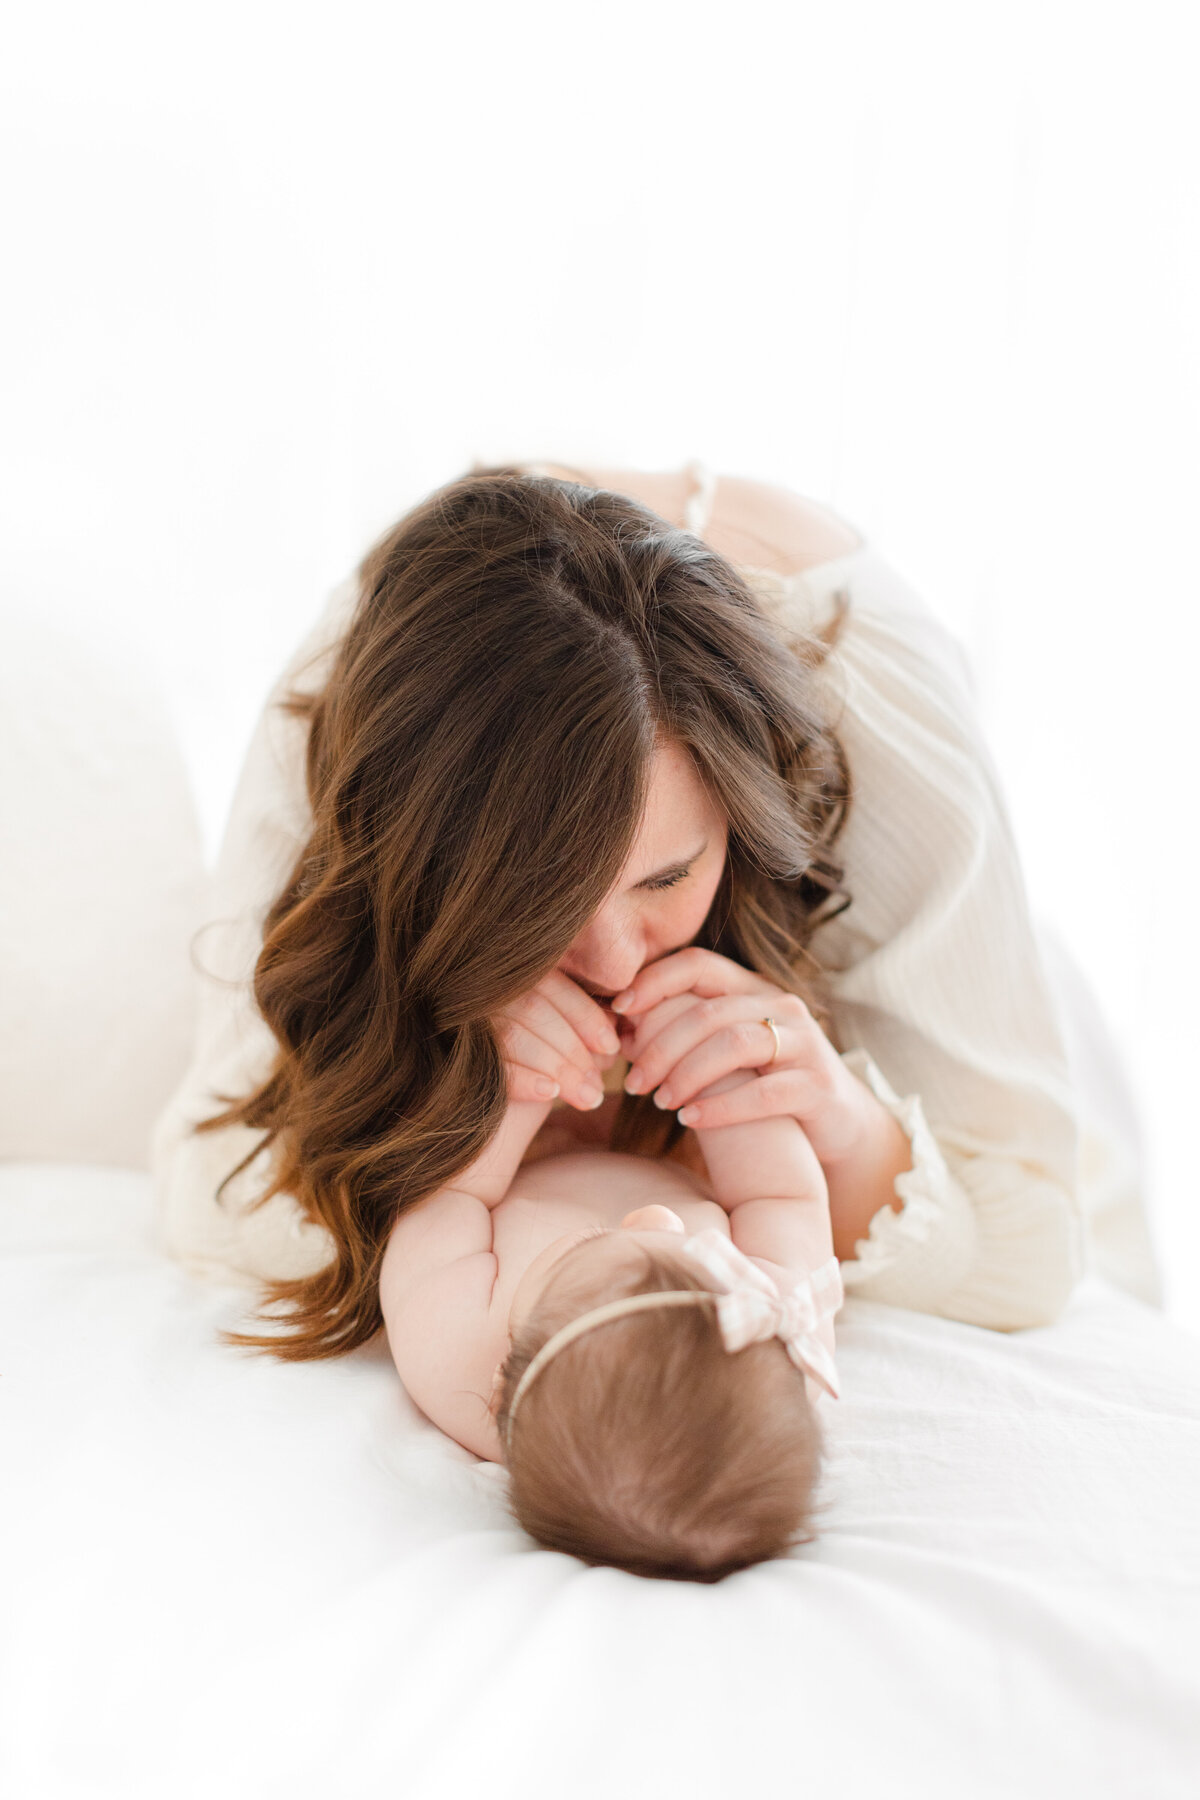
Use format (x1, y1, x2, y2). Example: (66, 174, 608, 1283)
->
(635, 839, 708, 887)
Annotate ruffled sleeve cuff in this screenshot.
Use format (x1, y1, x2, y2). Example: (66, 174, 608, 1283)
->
(835, 1048, 1085, 1328)
(835, 1047, 981, 1312)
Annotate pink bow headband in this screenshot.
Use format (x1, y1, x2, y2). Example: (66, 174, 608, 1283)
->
(680, 1229, 844, 1396)
(504, 1228, 844, 1449)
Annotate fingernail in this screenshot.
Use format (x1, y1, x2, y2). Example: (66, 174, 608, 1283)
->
(611, 990, 635, 1013)
(653, 1088, 673, 1110)
(624, 1069, 646, 1094)
(535, 1078, 560, 1099)
(580, 1085, 604, 1109)
(599, 1030, 621, 1055)
(677, 1106, 700, 1126)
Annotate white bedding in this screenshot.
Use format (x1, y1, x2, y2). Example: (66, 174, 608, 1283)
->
(3, 1161, 1197, 1800)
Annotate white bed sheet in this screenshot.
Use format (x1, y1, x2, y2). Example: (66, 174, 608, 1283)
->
(2, 1161, 1198, 1800)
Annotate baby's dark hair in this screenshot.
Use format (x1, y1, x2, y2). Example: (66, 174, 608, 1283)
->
(493, 1239, 831, 1581)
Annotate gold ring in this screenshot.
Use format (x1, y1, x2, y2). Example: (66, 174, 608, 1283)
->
(760, 1016, 781, 1067)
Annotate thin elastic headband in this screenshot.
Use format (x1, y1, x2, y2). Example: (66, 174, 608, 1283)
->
(503, 1290, 711, 1450)
(500, 1229, 844, 1452)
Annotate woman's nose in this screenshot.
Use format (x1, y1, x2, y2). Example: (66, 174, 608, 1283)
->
(561, 916, 645, 997)
(620, 1205, 686, 1233)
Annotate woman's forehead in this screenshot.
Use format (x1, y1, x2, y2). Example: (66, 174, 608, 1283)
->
(644, 739, 713, 812)
(629, 742, 724, 850)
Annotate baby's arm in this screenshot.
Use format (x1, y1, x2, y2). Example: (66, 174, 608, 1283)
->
(444, 1094, 559, 1204)
(379, 1095, 555, 1462)
(690, 1070, 839, 1395)
(692, 1070, 834, 1274)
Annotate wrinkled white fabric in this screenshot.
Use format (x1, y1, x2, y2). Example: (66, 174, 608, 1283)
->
(4, 1163, 1198, 1800)
(731, 542, 1088, 1329)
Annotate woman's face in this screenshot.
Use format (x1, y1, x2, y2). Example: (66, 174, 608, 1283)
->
(555, 738, 728, 1022)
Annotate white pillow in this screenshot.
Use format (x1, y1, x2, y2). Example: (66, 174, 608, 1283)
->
(0, 612, 208, 1167)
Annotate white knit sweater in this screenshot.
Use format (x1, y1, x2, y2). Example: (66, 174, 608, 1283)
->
(149, 465, 1088, 1329)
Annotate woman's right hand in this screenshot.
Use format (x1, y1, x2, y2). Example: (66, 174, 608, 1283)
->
(492, 970, 624, 1111)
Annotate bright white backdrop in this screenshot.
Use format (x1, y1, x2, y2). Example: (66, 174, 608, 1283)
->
(2, 1, 1197, 1324)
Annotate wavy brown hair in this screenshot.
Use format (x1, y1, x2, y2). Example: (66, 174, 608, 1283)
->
(195, 464, 855, 1360)
(494, 1235, 831, 1581)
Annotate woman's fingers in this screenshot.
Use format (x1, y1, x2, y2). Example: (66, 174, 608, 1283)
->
(496, 983, 613, 1109)
(672, 1070, 831, 1202)
(636, 1018, 795, 1110)
(674, 1075, 831, 1199)
(625, 992, 811, 1105)
(675, 1064, 820, 1125)
(497, 1020, 601, 1109)
(503, 1061, 565, 1105)
(538, 968, 624, 1059)
(614, 971, 868, 1165)
(612, 947, 771, 1018)
(618, 991, 709, 1080)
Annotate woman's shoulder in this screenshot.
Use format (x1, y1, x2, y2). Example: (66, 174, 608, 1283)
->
(523, 461, 865, 579)
(699, 471, 866, 577)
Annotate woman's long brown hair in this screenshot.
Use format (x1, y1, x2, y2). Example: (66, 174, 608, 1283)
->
(195, 465, 855, 1360)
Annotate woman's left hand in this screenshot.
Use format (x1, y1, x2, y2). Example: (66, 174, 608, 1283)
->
(614, 947, 870, 1166)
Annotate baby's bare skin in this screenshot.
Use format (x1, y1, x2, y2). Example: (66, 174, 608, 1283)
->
(487, 1146, 729, 1335)
(381, 1070, 836, 1462)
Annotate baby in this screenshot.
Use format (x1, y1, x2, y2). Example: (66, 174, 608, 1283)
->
(379, 1063, 844, 1582)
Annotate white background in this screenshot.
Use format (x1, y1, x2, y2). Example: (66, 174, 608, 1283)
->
(3, 2, 1197, 1322)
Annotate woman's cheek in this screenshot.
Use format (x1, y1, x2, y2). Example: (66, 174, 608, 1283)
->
(678, 889, 720, 949)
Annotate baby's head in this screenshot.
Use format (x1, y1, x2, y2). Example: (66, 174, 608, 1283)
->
(491, 1207, 829, 1582)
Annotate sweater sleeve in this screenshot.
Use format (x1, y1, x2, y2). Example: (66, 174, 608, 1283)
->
(745, 552, 1086, 1331)
(147, 579, 360, 1287)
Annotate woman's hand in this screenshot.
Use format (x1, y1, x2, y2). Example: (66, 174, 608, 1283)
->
(614, 947, 871, 1165)
(492, 970, 624, 1112)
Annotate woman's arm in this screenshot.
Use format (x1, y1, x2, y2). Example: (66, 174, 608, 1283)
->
(819, 1091, 911, 1263)
(525, 461, 863, 578)
(148, 574, 363, 1288)
(790, 553, 1085, 1330)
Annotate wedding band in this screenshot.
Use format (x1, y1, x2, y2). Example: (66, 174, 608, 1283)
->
(760, 1016, 782, 1067)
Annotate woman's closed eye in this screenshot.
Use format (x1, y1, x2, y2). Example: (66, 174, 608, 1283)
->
(643, 869, 687, 892)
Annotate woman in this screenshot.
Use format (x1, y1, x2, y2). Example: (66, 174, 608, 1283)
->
(150, 459, 1083, 1360)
